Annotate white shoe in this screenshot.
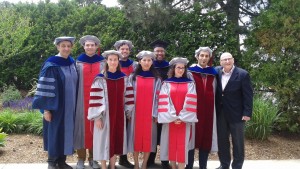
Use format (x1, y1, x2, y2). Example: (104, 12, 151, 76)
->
(89, 160, 101, 169)
(76, 160, 85, 169)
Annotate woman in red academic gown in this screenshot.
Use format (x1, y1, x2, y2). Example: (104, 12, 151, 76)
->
(87, 50, 134, 169)
(158, 57, 198, 169)
(127, 51, 161, 169)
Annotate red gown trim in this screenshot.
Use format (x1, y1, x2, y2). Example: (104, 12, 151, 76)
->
(134, 76, 154, 152)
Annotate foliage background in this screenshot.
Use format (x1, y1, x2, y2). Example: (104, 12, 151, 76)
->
(0, 0, 299, 133)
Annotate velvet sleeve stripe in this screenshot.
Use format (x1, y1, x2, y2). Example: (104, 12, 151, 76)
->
(125, 101, 134, 105)
(39, 77, 55, 82)
(126, 87, 133, 90)
(37, 84, 55, 90)
(159, 94, 168, 99)
(186, 101, 197, 106)
(158, 101, 168, 105)
(158, 108, 168, 113)
(90, 88, 103, 92)
(185, 108, 197, 113)
(186, 94, 197, 99)
(89, 103, 103, 107)
(90, 96, 103, 99)
(35, 91, 55, 97)
(125, 94, 134, 98)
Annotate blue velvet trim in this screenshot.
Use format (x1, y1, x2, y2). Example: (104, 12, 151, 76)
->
(154, 60, 169, 68)
(46, 56, 75, 66)
(138, 70, 154, 77)
(77, 53, 104, 63)
(107, 71, 126, 79)
(120, 59, 134, 67)
(188, 66, 217, 75)
(164, 77, 193, 83)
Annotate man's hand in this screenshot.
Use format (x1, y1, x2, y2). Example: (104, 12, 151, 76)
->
(44, 110, 52, 122)
(242, 116, 251, 121)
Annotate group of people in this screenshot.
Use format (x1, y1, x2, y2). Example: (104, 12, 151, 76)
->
(32, 35, 253, 169)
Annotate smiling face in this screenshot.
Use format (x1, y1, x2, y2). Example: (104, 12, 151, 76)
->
(56, 40, 73, 58)
(118, 44, 130, 60)
(154, 47, 165, 61)
(83, 40, 98, 56)
(220, 52, 234, 72)
(174, 63, 185, 78)
(197, 51, 210, 67)
(139, 56, 153, 71)
(107, 54, 119, 72)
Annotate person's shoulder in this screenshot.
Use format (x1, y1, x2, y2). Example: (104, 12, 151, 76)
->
(235, 66, 249, 74)
(214, 66, 222, 71)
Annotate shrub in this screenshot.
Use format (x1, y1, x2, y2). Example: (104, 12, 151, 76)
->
(0, 109, 43, 135)
(274, 110, 300, 133)
(0, 110, 18, 133)
(245, 96, 279, 140)
(1, 85, 22, 107)
(0, 128, 8, 147)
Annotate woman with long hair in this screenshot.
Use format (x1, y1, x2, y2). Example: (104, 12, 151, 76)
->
(127, 51, 161, 169)
(158, 57, 198, 169)
(87, 50, 134, 169)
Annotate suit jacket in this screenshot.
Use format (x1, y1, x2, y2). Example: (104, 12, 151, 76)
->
(215, 66, 253, 123)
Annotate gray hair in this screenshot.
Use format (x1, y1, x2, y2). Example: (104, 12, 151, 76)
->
(195, 47, 212, 58)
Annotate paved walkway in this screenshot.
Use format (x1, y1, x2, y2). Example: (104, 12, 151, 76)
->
(1, 160, 300, 169)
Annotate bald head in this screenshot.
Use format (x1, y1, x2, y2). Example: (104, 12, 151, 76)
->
(220, 52, 234, 72)
(220, 52, 233, 61)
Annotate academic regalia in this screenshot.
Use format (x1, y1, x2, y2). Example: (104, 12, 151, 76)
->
(87, 71, 134, 160)
(120, 59, 137, 76)
(74, 53, 105, 150)
(154, 60, 169, 80)
(188, 65, 218, 152)
(158, 77, 198, 164)
(127, 71, 161, 153)
(32, 56, 78, 157)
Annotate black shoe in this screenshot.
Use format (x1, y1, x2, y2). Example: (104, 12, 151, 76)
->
(216, 166, 229, 169)
(58, 163, 73, 169)
(161, 163, 171, 169)
(48, 164, 58, 169)
(119, 160, 134, 168)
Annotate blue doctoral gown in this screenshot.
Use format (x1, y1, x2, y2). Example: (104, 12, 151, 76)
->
(32, 56, 78, 157)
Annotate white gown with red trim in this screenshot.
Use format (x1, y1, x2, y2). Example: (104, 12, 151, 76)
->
(158, 78, 198, 164)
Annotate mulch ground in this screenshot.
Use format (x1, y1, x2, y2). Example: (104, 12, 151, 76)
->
(0, 133, 299, 163)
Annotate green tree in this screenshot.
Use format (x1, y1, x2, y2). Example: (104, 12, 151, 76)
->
(0, 4, 32, 62)
(244, 0, 300, 132)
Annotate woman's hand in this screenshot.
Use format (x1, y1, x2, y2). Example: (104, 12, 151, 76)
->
(44, 110, 52, 122)
(95, 118, 104, 129)
(153, 117, 158, 123)
(174, 119, 182, 125)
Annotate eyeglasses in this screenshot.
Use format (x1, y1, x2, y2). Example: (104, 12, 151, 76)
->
(221, 58, 233, 62)
(175, 67, 185, 70)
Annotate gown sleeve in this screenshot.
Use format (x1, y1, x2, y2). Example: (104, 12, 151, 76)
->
(32, 64, 60, 112)
(157, 82, 177, 123)
(124, 76, 134, 118)
(178, 82, 198, 123)
(87, 77, 106, 120)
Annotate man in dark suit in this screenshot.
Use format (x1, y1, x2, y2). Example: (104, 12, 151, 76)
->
(215, 52, 253, 169)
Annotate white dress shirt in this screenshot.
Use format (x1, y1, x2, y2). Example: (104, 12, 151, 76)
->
(221, 66, 235, 90)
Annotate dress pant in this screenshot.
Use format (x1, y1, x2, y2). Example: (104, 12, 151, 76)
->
(199, 150, 209, 169)
(77, 149, 93, 161)
(217, 111, 245, 169)
(185, 149, 195, 169)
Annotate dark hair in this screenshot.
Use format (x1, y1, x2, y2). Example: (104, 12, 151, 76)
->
(103, 54, 121, 77)
(167, 64, 188, 78)
(132, 62, 160, 81)
(117, 43, 130, 50)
